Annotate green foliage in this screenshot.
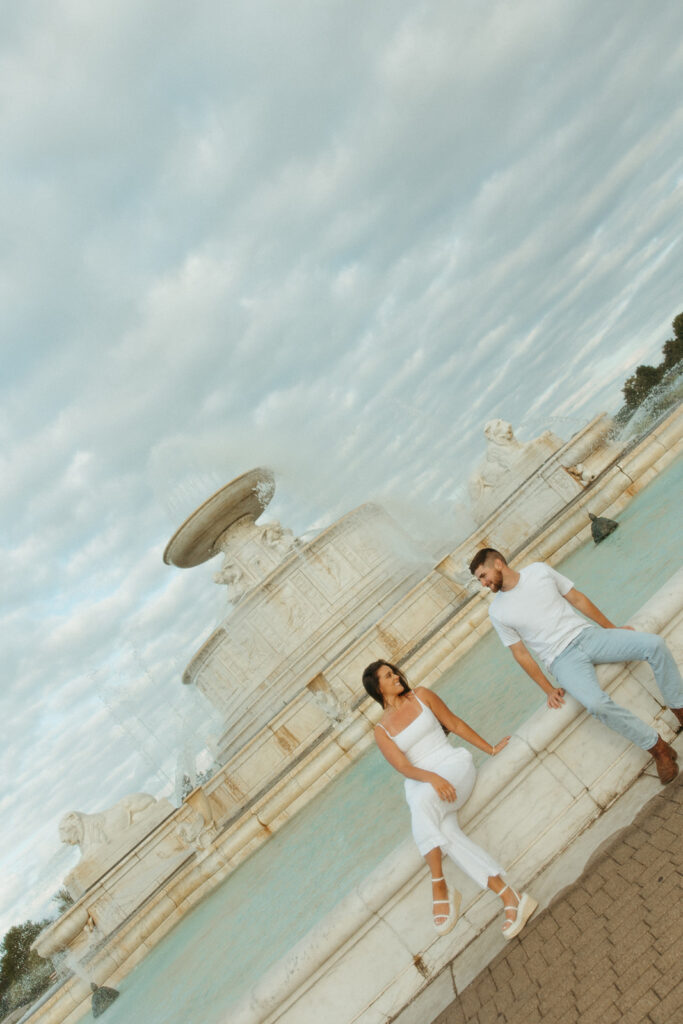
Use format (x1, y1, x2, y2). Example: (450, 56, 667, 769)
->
(0, 919, 53, 1017)
(622, 363, 665, 409)
(51, 888, 75, 917)
(617, 310, 683, 419)
(661, 336, 683, 371)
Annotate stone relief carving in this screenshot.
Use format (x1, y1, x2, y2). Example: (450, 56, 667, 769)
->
(174, 788, 216, 853)
(213, 519, 297, 603)
(175, 809, 214, 852)
(319, 548, 354, 588)
(565, 462, 597, 487)
(231, 631, 275, 673)
(213, 561, 249, 602)
(285, 594, 312, 633)
(307, 676, 348, 723)
(349, 525, 383, 568)
(468, 419, 563, 523)
(260, 521, 296, 556)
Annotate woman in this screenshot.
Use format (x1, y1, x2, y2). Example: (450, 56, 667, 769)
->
(363, 659, 537, 938)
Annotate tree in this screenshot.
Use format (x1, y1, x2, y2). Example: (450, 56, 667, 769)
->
(51, 888, 75, 917)
(614, 309, 683, 431)
(661, 336, 683, 372)
(0, 919, 53, 1015)
(672, 312, 683, 341)
(622, 363, 665, 409)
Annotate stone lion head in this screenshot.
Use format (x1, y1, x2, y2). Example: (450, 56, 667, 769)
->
(58, 812, 84, 847)
(213, 560, 245, 586)
(484, 419, 516, 446)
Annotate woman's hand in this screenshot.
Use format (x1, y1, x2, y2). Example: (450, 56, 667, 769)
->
(429, 773, 457, 802)
(547, 687, 565, 709)
(490, 736, 510, 755)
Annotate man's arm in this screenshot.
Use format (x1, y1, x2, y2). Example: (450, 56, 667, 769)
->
(562, 588, 633, 630)
(509, 640, 565, 708)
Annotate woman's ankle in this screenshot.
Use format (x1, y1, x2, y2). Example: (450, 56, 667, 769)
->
(500, 885, 519, 907)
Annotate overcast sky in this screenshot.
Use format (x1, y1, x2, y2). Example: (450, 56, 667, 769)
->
(2, 0, 683, 938)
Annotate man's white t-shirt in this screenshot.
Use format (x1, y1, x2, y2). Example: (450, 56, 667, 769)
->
(489, 562, 590, 668)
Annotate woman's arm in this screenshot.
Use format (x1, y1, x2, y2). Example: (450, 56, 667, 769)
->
(416, 688, 510, 755)
(374, 725, 457, 801)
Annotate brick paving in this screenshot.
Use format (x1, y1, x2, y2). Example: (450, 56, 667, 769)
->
(434, 776, 683, 1024)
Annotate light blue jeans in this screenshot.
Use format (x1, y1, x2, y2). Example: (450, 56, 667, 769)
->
(550, 626, 683, 750)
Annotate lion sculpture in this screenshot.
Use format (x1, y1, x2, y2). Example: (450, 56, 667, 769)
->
(58, 793, 160, 855)
(59, 792, 173, 899)
(468, 419, 562, 523)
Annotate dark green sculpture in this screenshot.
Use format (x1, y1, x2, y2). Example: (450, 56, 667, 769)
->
(589, 512, 619, 544)
(90, 982, 120, 1017)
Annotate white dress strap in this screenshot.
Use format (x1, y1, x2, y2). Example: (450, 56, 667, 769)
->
(378, 693, 425, 739)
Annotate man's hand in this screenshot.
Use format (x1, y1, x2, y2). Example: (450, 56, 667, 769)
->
(547, 687, 565, 709)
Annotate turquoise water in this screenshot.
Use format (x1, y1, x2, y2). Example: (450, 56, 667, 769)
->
(81, 455, 682, 1023)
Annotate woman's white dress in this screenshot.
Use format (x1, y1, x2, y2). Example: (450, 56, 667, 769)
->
(379, 695, 504, 889)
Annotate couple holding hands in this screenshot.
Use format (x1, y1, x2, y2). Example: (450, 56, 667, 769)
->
(363, 550, 683, 940)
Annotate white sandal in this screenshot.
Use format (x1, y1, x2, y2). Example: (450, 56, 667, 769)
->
(431, 876, 460, 935)
(500, 884, 537, 940)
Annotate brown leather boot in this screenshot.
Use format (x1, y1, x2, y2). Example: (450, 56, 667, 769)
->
(648, 735, 679, 784)
(670, 707, 683, 730)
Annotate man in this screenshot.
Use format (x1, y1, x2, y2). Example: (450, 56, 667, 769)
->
(469, 548, 682, 784)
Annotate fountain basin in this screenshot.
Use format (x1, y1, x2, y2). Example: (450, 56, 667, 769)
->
(163, 468, 274, 568)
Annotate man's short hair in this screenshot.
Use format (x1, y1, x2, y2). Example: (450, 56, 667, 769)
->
(468, 548, 508, 575)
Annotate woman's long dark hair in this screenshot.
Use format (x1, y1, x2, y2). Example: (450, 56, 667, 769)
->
(362, 659, 449, 735)
(362, 660, 411, 707)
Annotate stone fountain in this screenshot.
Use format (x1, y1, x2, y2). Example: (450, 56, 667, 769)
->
(164, 467, 432, 763)
(27, 404, 683, 1024)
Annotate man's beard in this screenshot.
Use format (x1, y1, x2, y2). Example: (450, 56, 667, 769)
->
(489, 570, 503, 592)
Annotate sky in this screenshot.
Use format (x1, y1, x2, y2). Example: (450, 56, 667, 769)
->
(2, 0, 683, 938)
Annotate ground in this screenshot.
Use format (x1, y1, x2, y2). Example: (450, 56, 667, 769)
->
(435, 774, 683, 1024)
